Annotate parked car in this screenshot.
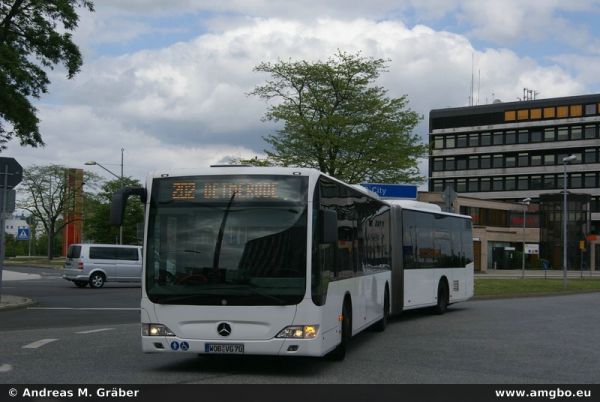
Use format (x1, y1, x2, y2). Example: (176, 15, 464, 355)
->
(63, 244, 143, 288)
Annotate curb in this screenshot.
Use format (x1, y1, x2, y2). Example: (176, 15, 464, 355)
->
(0, 295, 38, 312)
(472, 289, 600, 300)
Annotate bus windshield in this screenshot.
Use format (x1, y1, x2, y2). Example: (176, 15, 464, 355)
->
(146, 175, 309, 306)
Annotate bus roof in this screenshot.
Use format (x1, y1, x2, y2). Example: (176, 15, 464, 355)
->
(386, 199, 472, 220)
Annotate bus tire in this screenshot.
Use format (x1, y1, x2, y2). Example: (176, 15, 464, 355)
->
(373, 286, 389, 332)
(434, 280, 449, 315)
(327, 299, 351, 361)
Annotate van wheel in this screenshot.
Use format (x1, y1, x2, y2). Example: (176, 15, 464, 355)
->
(89, 272, 106, 289)
(74, 281, 87, 288)
(373, 287, 390, 332)
(434, 281, 449, 315)
(327, 300, 351, 361)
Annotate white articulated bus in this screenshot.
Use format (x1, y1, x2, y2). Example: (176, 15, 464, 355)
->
(111, 167, 473, 360)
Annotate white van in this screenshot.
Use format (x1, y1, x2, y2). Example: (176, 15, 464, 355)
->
(63, 244, 143, 288)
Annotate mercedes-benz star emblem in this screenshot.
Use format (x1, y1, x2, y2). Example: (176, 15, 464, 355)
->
(217, 322, 231, 337)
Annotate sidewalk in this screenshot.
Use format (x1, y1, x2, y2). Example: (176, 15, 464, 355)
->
(0, 269, 41, 311)
(476, 269, 600, 279)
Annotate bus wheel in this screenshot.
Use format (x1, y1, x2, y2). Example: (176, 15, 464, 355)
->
(434, 281, 449, 315)
(327, 300, 351, 361)
(373, 287, 389, 332)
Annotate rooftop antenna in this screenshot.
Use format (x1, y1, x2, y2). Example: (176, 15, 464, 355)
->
(477, 69, 481, 106)
(470, 53, 474, 106)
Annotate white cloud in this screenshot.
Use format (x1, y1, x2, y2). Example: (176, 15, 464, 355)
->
(8, 17, 585, 184)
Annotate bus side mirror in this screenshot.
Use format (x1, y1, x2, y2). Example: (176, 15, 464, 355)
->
(110, 187, 147, 226)
(319, 209, 338, 244)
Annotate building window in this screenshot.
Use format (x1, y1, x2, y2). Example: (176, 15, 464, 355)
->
(557, 174, 564, 189)
(434, 136, 444, 149)
(556, 106, 569, 118)
(517, 109, 529, 120)
(505, 111, 516, 121)
(457, 135, 467, 148)
(468, 178, 478, 192)
(518, 176, 528, 190)
(544, 128, 555, 142)
(530, 108, 542, 119)
(505, 156, 516, 168)
(433, 158, 444, 171)
(468, 133, 479, 147)
(517, 130, 528, 144)
(557, 127, 569, 141)
(531, 175, 542, 190)
(433, 180, 444, 192)
(530, 130, 542, 142)
(456, 179, 467, 192)
(493, 131, 503, 145)
(492, 177, 503, 191)
(445, 157, 455, 170)
(544, 154, 555, 165)
(446, 136, 455, 148)
(570, 173, 582, 188)
(468, 156, 478, 169)
(572, 153, 582, 164)
(518, 153, 528, 167)
(584, 149, 597, 164)
(543, 107, 555, 119)
(480, 178, 491, 192)
(481, 132, 491, 146)
(456, 157, 467, 170)
(584, 125, 596, 139)
(505, 131, 516, 144)
(480, 155, 491, 169)
(493, 155, 504, 168)
(585, 104, 597, 115)
(544, 175, 555, 189)
(505, 176, 516, 191)
(571, 126, 582, 140)
(570, 105, 582, 117)
(531, 155, 542, 166)
(584, 173, 597, 188)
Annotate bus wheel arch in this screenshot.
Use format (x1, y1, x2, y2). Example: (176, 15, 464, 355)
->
(373, 283, 390, 332)
(327, 294, 352, 361)
(434, 277, 449, 315)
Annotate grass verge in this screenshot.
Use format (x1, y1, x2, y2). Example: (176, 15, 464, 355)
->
(475, 278, 600, 298)
(4, 256, 65, 268)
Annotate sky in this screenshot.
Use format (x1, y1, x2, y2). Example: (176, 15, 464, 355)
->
(6, 0, 600, 187)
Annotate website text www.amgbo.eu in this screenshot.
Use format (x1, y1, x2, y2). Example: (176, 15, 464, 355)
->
(496, 388, 591, 400)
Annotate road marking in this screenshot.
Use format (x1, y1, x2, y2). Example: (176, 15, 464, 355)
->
(76, 328, 115, 334)
(27, 307, 139, 311)
(0, 364, 12, 373)
(22, 339, 58, 349)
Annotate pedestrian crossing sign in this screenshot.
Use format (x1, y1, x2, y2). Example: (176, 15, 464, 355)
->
(17, 227, 29, 241)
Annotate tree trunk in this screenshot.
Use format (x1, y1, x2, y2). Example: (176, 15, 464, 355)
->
(47, 223, 55, 260)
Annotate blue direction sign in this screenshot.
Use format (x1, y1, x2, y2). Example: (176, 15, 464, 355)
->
(361, 183, 418, 199)
(17, 227, 30, 241)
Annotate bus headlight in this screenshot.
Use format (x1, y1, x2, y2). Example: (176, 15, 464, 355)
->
(276, 325, 319, 339)
(142, 323, 175, 337)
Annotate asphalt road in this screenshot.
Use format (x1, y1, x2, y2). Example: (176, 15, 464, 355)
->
(1, 266, 600, 384)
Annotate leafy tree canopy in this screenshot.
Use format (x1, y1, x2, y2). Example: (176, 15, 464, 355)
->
(0, 0, 94, 150)
(246, 51, 427, 184)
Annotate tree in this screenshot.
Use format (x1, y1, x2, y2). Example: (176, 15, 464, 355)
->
(17, 164, 100, 259)
(248, 51, 427, 183)
(84, 178, 144, 245)
(0, 0, 94, 150)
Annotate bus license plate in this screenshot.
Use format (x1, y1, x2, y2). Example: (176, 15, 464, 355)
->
(205, 343, 244, 354)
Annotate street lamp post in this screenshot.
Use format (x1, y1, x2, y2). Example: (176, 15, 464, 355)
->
(86, 148, 125, 244)
(562, 154, 576, 288)
(520, 197, 531, 279)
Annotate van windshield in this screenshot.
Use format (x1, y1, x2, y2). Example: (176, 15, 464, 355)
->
(145, 175, 309, 306)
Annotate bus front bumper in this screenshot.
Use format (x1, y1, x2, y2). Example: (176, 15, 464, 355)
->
(141, 332, 334, 357)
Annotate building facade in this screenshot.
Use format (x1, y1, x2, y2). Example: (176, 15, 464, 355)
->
(428, 93, 600, 270)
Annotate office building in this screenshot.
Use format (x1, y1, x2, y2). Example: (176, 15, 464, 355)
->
(428, 93, 600, 270)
